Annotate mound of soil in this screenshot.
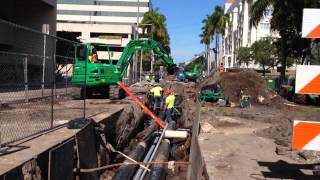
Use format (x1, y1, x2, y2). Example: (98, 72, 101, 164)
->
(202, 70, 284, 106)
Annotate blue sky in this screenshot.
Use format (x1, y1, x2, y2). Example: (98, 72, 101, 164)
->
(152, 0, 225, 63)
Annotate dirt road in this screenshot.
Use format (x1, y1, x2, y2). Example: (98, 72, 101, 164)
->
(199, 105, 318, 180)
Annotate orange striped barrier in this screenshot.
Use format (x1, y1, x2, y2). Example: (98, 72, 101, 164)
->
(295, 65, 320, 95)
(292, 120, 320, 151)
(302, 9, 320, 38)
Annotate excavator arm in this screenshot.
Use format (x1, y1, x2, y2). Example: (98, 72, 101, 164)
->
(116, 38, 176, 78)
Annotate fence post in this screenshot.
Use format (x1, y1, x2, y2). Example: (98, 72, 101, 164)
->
(139, 49, 143, 82)
(83, 58, 87, 118)
(65, 63, 68, 96)
(24, 56, 29, 104)
(50, 39, 56, 129)
(42, 35, 46, 97)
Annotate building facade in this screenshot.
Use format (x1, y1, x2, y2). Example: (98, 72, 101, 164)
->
(0, 0, 57, 84)
(219, 0, 276, 69)
(57, 0, 151, 61)
(0, 0, 57, 53)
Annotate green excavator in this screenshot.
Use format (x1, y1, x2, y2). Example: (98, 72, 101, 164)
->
(183, 54, 205, 82)
(71, 38, 176, 99)
(184, 63, 203, 82)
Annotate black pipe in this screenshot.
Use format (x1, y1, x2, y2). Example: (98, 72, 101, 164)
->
(112, 124, 156, 180)
(112, 141, 148, 180)
(149, 139, 170, 180)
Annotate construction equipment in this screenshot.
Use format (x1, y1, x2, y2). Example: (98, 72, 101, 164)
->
(72, 39, 176, 99)
(199, 85, 225, 103)
(181, 52, 205, 82)
(176, 67, 185, 81)
(280, 78, 320, 105)
(184, 63, 203, 82)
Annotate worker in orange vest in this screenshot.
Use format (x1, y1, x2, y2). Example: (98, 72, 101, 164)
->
(219, 63, 224, 72)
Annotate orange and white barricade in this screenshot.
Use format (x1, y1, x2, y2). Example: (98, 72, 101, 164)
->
(292, 120, 320, 151)
(295, 65, 320, 95)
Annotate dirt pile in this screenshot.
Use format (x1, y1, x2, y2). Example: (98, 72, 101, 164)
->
(202, 70, 283, 105)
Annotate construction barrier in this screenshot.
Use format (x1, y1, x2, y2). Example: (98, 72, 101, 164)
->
(302, 8, 320, 38)
(295, 65, 320, 95)
(292, 120, 320, 151)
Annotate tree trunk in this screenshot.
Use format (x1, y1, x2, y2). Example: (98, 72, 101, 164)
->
(279, 34, 288, 88)
(207, 43, 210, 75)
(263, 65, 266, 76)
(215, 33, 219, 70)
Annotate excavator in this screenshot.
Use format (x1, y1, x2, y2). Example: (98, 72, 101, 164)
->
(71, 38, 176, 99)
(182, 52, 205, 82)
(184, 63, 203, 82)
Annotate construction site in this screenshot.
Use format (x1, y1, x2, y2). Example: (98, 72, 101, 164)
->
(1, 0, 320, 180)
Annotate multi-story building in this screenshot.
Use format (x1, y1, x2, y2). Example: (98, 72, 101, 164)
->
(0, 0, 57, 84)
(219, 0, 276, 69)
(57, 0, 151, 61)
(0, 0, 57, 53)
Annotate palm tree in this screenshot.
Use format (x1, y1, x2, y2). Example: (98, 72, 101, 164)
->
(200, 14, 214, 74)
(247, 0, 314, 86)
(200, 6, 229, 73)
(140, 8, 170, 53)
(211, 6, 229, 69)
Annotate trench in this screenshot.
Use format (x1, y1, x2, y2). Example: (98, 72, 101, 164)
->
(91, 84, 192, 179)
(0, 82, 207, 180)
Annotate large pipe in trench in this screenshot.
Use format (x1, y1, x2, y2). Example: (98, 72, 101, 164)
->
(149, 139, 170, 180)
(112, 140, 150, 180)
(133, 136, 160, 180)
(112, 119, 157, 180)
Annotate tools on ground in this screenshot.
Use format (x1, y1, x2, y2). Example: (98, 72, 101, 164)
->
(240, 88, 251, 108)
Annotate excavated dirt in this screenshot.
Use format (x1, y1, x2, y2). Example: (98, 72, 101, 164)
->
(201, 104, 320, 148)
(201, 70, 284, 106)
(199, 70, 320, 179)
(199, 70, 320, 149)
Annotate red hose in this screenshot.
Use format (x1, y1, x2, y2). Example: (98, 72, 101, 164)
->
(118, 81, 165, 129)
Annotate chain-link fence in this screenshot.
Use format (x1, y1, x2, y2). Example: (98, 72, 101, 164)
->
(0, 18, 85, 146)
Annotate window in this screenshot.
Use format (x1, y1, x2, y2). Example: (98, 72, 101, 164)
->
(263, 9, 272, 17)
(259, 23, 270, 30)
(76, 45, 87, 61)
(90, 32, 128, 39)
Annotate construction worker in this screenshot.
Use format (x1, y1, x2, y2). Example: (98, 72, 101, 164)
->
(164, 89, 175, 124)
(89, 47, 98, 63)
(219, 63, 225, 72)
(149, 85, 163, 111)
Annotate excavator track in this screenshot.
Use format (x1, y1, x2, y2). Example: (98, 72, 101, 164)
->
(109, 85, 125, 100)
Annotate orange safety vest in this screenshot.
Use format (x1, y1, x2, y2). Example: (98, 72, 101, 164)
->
(219, 65, 224, 72)
(91, 54, 97, 63)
